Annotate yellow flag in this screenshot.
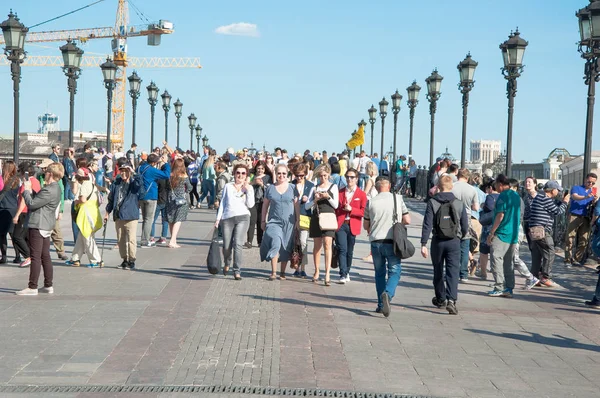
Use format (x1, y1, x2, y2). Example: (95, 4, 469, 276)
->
(346, 124, 365, 150)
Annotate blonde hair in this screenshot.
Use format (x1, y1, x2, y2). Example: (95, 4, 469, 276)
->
(438, 175, 453, 191)
(274, 163, 288, 176)
(47, 162, 65, 180)
(366, 161, 377, 177)
(313, 163, 331, 177)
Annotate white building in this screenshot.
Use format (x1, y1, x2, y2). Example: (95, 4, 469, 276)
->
(470, 139, 501, 164)
(560, 151, 600, 189)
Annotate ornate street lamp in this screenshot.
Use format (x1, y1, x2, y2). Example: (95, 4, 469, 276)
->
(127, 71, 142, 147)
(368, 105, 377, 155)
(358, 119, 367, 152)
(1, 10, 28, 163)
(188, 113, 197, 151)
(147, 81, 159, 150)
(391, 90, 402, 163)
(100, 57, 117, 151)
(173, 98, 183, 148)
(161, 90, 172, 143)
(500, 29, 528, 176)
(577, 1, 600, 180)
(406, 81, 421, 162)
(202, 134, 209, 148)
(60, 39, 84, 148)
(195, 125, 202, 153)
(426, 69, 443, 166)
(378, 97, 388, 160)
(457, 53, 478, 168)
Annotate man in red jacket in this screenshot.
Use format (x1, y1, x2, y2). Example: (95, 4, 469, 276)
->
(335, 167, 368, 284)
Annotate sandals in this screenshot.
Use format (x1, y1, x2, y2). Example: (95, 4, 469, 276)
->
(267, 274, 276, 281)
(324, 279, 331, 287)
(223, 266, 229, 276)
(279, 272, 286, 280)
(234, 273, 242, 281)
(312, 273, 319, 283)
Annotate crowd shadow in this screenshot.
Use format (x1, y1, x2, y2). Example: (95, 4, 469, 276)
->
(240, 294, 377, 317)
(133, 266, 213, 281)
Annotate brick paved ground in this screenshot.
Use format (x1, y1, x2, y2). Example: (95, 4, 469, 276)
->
(1, 198, 600, 397)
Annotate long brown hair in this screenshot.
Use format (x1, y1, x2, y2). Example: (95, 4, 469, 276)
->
(2, 160, 19, 189)
(170, 158, 187, 189)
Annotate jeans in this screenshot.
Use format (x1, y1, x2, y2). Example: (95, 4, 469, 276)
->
(28, 228, 52, 290)
(513, 243, 532, 279)
(11, 213, 29, 258)
(531, 234, 555, 280)
(459, 239, 470, 279)
(335, 222, 356, 278)
(247, 203, 258, 245)
(189, 181, 200, 206)
(358, 174, 368, 190)
(63, 178, 74, 200)
(592, 272, 600, 301)
(430, 237, 461, 301)
(199, 179, 215, 207)
(565, 214, 591, 263)
(140, 200, 157, 245)
(371, 242, 402, 309)
(71, 201, 79, 243)
(221, 215, 250, 273)
(490, 238, 516, 291)
(151, 203, 168, 238)
(409, 177, 417, 197)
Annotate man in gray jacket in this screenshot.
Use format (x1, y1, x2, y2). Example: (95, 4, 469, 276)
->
(16, 162, 63, 296)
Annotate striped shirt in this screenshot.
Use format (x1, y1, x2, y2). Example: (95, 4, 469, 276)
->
(529, 193, 567, 229)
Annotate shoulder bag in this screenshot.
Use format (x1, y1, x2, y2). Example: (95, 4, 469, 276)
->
(392, 193, 415, 259)
(315, 184, 338, 231)
(169, 180, 187, 206)
(528, 225, 545, 241)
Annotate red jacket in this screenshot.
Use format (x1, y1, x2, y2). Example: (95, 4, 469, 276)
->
(335, 187, 367, 236)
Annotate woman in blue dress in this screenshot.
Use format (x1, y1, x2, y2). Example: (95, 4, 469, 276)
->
(260, 164, 299, 280)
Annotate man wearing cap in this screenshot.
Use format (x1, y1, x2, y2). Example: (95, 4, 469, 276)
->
(565, 173, 598, 266)
(528, 180, 570, 287)
(138, 153, 171, 248)
(104, 164, 143, 269)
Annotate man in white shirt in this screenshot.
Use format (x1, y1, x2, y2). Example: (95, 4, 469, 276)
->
(451, 168, 480, 281)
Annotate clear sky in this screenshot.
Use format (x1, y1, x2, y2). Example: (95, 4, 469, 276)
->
(0, 0, 590, 165)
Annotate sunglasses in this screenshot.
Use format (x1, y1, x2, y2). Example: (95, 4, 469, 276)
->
(586, 180, 596, 185)
(296, 174, 305, 178)
(235, 171, 247, 175)
(346, 175, 357, 179)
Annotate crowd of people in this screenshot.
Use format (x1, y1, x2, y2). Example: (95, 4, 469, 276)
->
(3, 143, 600, 319)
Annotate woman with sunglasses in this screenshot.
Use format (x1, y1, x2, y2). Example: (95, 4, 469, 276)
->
(215, 164, 255, 280)
(306, 163, 339, 286)
(292, 163, 315, 278)
(260, 164, 300, 280)
(246, 161, 273, 248)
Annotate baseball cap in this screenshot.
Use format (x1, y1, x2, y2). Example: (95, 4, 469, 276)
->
(436, 157, 443, 162)
(544, 180, 563, 192)
(39, 158, 53, 168)
(76, 168, 90, 178)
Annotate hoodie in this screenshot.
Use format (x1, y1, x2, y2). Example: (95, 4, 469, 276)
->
(421, 192, 469, 245)
(138, 162, 171, 201)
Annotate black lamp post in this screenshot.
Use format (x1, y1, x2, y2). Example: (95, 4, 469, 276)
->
(161, 90, 171, 143)
(1, 10, 28, 164)
(147, 81, 159, 150)
(426, 69, 443, 166)
(368, 105, 377, 155)
(127, 71, 142, 147)
(500, 30, 528, 177)
(202, 134, 209, 149)
(406, 81, 421, 162)
(173, 98, 183, 148)
(195, 125, 202, 153)
(100, 57, 117, 152)
(358, 119, 367, 152)
(577, 1, 600, 180)
(457, 53, 478, 168)
(188, 113, 197, 151)
(391, 90, 402, 163)
(378, 97, 388, 160)
(60, 40, 83, 148)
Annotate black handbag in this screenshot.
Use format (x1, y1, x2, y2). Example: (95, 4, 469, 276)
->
(331, 239, 339, 269)
(290, 228, 303, 269)
(206, 228, 222, 275)
(392, 194, 415, 259)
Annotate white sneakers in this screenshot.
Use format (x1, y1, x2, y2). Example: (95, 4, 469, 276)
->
(15, 287, 54, 296)
(338, 275, 351, 284)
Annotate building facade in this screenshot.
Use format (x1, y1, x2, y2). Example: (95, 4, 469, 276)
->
(560, 151, 600, 189)
(470, 139, 501, 164)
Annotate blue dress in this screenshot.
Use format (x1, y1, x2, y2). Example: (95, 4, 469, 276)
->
(260, 184, 296, 262)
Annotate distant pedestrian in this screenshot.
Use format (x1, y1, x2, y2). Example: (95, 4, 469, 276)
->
(138, 153, 171, 248)
(49, 144, 61, 163)
(166, 158, 193, 248)
(0, 161, 20, 263)
(564, 173, 598, 266)
(292, 163, 314, 278)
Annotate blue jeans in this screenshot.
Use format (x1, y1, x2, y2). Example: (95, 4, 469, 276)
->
(371, 242, 402, 309)
(358, 174, 368, 191)
(199, 179, 215, 207)
(151, 203, 168, 238)
(593, 272, 600, 301)
(459, 239, 470, 278)
(71, 202, 79, 243)
(335, 222, 356, 278)
(64, 179, 74, 200)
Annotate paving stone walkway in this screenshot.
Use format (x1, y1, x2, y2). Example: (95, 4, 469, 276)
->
(1, 198, 600, 397)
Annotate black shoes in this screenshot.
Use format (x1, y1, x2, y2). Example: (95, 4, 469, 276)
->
(120, 260, 128, 270)
(120, 260, 135, 270)
(128, 261, 135, 270)
(380, 292, 391, 317)
(432, 297, 447, 308)
(585, 299, 600, 309)
(243, 242, 252, 249)
(446, 300, 458, 315)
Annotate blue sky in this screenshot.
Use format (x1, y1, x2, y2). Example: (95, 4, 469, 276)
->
(0, 0, 589, 165)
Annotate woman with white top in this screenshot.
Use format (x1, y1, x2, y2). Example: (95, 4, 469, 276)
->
(363, 161, 378, 200)
(307, 163, 339, 286)
(215, 164, 255, 280)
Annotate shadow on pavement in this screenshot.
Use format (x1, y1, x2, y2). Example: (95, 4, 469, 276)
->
(240, 294, 376, 317)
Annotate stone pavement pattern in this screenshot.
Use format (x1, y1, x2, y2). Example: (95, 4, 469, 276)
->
(1, 199, 600, 397)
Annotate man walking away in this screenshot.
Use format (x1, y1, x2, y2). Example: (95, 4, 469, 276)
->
(420, 175, 468, 315)
(363, 177, 411, 317)
(451, 168, 480, 281)
(487, 175, 521, 298)
(138, 154, 171, 248)
(565, 173, 598, 266)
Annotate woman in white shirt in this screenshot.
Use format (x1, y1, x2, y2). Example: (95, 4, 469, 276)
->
(215, 164, 255, 280)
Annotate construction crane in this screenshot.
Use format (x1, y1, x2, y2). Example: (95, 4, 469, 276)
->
(0, 0, 201, 150)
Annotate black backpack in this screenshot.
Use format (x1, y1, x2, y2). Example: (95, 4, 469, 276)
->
(432, 199, 459, 240)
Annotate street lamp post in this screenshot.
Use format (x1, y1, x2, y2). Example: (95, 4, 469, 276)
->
(500, 30, 528, 177)
(100, 58, 117, 152)
(1, 10, 28, 164)
(173, 99, 183, 149)
(358, 119, 367, 152)
(202, 134, 209, 149)
(368, 105, 377, 155)
(127, 71, 142, 147)
(426, 69, 443, 166)
(406, 81, 421, 162)
(577, 1, 600, 180)
(147, 81, 159, 150)
(60, 39, 83, 148)
(457, 53, 478, 168)
(378, 98, 388, 160)
(188, 113, 197, 151)
(161, 90, 171, 143)
(391, 90, 402, 163)
(195, 125, 202, 153)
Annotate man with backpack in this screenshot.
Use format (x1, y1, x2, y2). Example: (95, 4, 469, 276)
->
(137, 153, 171, 248)
(420, 175, 469, 315)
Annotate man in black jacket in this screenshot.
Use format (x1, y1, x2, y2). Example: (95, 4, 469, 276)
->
(420, 175, 469, 315)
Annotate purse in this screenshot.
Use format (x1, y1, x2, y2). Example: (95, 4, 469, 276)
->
(290, 229, 303, 269)
(315, 184, 338, 231)
(299, 215, 311, 230)
(529, 225, 545, 241)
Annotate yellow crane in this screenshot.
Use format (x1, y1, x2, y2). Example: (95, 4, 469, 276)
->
(0, 0, 201, 149)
